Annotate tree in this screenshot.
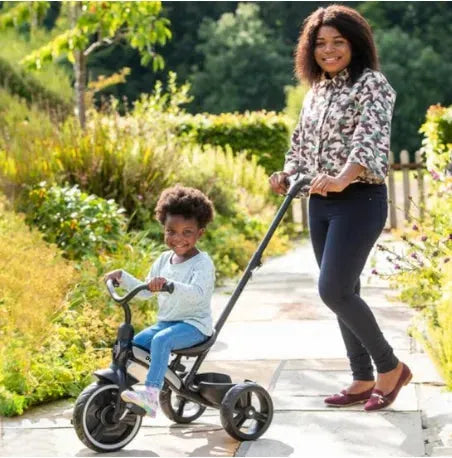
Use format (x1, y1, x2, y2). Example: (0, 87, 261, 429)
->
(190, 3, 293, 114)
(0, 1, 171, 128)
(374, 27, 452, 155)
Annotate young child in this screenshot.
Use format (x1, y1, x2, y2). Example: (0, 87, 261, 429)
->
(104, 185, 215, 417)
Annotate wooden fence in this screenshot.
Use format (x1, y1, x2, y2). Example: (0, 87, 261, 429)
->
(295, 150, 427, 231)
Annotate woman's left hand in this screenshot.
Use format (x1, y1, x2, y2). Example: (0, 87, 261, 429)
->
(309, 174, 347, 196)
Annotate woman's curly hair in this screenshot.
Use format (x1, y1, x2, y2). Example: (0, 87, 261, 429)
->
(295, 5, 379, 85)
(155, 185, 214, 228)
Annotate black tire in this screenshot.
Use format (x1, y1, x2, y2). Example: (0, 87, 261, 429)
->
(73, 382, 142, 453)
(159, 385, 206, 424)
(220, 383, 273, 441)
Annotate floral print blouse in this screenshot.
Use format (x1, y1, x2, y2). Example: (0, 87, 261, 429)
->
(284, 68, 396, 190)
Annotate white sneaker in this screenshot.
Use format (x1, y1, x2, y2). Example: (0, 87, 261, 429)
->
(121, 386, 159, 417)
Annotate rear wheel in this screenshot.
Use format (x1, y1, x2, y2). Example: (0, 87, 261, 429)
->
(73, 382, 142, 453)
(159, 384, 206, 424)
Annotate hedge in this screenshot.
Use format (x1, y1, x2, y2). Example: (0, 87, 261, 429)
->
(176, 110, 291, 174)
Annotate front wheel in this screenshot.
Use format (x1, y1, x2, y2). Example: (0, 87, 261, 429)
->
(73, 382, 142, 453)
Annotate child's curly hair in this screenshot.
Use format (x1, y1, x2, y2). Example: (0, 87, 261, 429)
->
(155, 185, 214, 228)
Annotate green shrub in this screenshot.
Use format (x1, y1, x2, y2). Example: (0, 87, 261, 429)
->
(283, 83, 309, 132)
(0, 200, 78, 415)
(23, 183, 126, 260)
(378, 104, 452, 388)
(0, 57, 71, 118)
(176, 110, 290, 175)
(0, 28, 73, 104)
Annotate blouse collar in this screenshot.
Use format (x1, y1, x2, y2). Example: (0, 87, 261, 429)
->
(317, 67, 350, 89)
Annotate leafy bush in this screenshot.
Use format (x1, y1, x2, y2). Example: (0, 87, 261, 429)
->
(0, 201, 163, 416)
(0, 200, 77, 415)
(176, 110, 290, 175)
(23, 183, 126, 260)
(377, 104, 452, 388)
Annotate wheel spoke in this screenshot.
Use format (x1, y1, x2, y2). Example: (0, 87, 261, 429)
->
(90, 421, 104, 440)
(177, 398, 186, 417)
(234, 412, 247, 429)
(254, 411, 268, 424)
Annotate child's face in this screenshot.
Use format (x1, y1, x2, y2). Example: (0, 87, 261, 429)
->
(164, 214, 204, 258)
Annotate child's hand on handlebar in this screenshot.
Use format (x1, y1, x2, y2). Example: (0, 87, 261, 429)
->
(269, 171, 290, 195)
(104, 270, 122, 284)
(147, 277, 168, 292)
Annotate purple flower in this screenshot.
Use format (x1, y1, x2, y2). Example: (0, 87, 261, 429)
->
(412, 224, 419, 231)
(430, 170, 440, 181)
(410, 253, 418, 259)
(137, 194, 143, 201)
(371, 269, 378, 275)
(394, 264, 401, 270)
(421, 235, 427, 242)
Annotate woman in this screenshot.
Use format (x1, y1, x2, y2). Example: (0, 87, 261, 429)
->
(269, 5, 412, 411)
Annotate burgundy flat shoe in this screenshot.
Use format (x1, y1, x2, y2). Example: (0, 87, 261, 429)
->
(364, 363, 413, 411)
(324, 386, 375, 407)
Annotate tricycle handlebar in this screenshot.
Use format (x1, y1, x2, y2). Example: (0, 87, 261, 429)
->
(106, 278, 174, 303)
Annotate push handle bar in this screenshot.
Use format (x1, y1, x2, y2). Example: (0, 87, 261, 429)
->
(106, 278, 174, 304)
(284, 174, 313, 197)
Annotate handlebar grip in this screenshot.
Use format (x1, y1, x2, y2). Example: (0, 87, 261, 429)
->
(161, 282, 174, 294)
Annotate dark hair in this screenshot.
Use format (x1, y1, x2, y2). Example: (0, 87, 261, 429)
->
(295, 5, 379, 85)
(155, 185, 214, 228)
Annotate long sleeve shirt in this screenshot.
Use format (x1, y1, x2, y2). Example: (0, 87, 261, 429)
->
(119, 250, 215, 336)
(284, 68, 396, 194)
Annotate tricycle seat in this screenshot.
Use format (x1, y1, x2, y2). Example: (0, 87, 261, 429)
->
(132, 330, 217, 358)
(172, 330, 217, 356)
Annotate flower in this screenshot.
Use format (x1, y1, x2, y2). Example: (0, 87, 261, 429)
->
(445, 258, 450, 264)
(430, 170, 440, 181)
(421, 235, 427, 242)
(371, 269, 378, 275)
(394, 264, 401, 270)
(412, 224, 419, 231)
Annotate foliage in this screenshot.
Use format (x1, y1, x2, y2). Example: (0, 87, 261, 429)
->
(0, 27, 72, 110)
(419, 104, 452, 178)
(0, 199, 77, 415)
(0, 200, 163, 416)
(376, 104, 452, 388)
(23, 183, 127, 260)
(3, 1, 171, 71)
(374, 27, 452, 156)
(177, 110, 290, 175)
(283, 83, 310, 132)
(190, 3, 293, 114)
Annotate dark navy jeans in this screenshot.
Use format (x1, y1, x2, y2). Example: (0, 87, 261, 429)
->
(309, 182, 398, 380)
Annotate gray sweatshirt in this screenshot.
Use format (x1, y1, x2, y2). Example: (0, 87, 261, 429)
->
(119, 250, 215, 336)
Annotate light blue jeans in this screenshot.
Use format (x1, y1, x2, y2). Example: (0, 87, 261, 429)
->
(133, 321, 207, 389)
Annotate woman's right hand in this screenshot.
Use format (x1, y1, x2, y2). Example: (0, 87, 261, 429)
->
(269, 171, 290, 195)
(104, 269, 122, 284)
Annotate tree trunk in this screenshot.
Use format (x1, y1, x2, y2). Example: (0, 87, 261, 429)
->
(74, 51, 87, 129)
(71, 3, 86, 129)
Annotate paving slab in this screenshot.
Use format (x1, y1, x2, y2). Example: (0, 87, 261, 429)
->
(1, 235, 448, 457)
(272, 369, 418, 411)
(237, 411, 425, 457)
